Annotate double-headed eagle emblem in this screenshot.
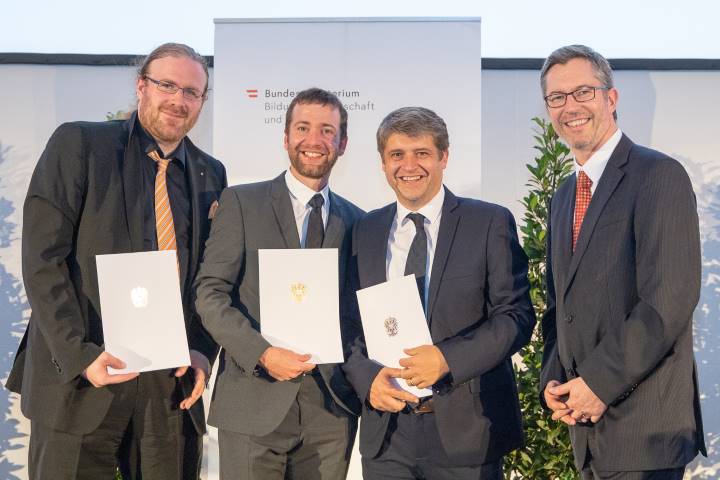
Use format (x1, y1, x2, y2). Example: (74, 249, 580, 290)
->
(384, 316, 399, 337)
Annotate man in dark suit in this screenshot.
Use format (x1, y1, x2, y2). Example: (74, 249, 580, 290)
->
(195, 88, 363, 480)
(5, 43, 227, 479)
(539, 44, 706, 479)
(343, 107, 535, 479)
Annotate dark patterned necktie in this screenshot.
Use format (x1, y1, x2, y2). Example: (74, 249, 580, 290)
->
(404, 213, 427, 308)
(305, 193, 325, 248)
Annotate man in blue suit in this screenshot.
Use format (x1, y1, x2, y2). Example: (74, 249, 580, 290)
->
(344, 107, 535, 479)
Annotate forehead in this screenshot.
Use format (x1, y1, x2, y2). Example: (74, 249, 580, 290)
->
(146, 55, 206, 90)
(384, 132, 436, 151)
(544, 58, 600, 93)
(289, 102, 341, 127)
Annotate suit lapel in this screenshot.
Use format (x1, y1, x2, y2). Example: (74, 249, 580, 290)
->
(427, 188, 460, 321)
(270, 173, 301, 249)
(184, 142, 207, 288)
(553, 176, 575, 290)
(323, 192, 346, 249)
(369, 204, 396, 286)
(121, 114, 144, 252)
(563, 135, 632, 298)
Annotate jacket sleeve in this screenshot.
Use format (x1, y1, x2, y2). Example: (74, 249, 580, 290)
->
(578, 159, 701, 405)
(539, 198, 567, 407)
(436, 207, 536, 385)
(194, 187, 271, 373)
(21, 123, 103, 383)
(341, 221, 384, 405)
(186, 161, 228, 364)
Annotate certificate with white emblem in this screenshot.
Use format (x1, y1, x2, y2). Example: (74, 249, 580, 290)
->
(96, 250, 190, 373)
(356, 275, 433, 397)
(259, 248, 343, 364)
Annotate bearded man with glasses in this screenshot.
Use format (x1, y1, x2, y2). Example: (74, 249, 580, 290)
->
(539, 44, 706, 479)
(5, 42, 227, 479)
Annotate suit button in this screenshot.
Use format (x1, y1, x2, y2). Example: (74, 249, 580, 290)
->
(566, 314, 574, 324)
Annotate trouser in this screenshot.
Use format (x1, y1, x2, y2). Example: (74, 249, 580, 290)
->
(29, 370, 200, 480)
(362, 410, 503, 480)
(580, 430, 685, 480)
(218, 370, 357, 480)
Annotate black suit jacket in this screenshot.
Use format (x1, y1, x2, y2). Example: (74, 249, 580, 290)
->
(540, 134, 706, 470)
(195, 172, 363, 436)
(343, 188, 535, 466)
(5, 113, 227, 435)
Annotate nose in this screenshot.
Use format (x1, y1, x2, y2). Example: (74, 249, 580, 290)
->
(400, 153, 419, 172)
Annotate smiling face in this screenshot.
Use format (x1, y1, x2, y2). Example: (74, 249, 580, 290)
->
(544, 57, 618, 165)
(382, 132, 448, 210)
(284, 102, 347, 187)
(136, 55, 206, 154)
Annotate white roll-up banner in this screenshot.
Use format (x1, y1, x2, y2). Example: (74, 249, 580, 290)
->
(213, 17, 482, 211)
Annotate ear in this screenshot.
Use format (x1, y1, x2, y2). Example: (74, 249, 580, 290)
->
(337, 136, 348, 156)
(135, 76, 146, 101)
(607, 87, 619, 114)
(283, 131, 289, 152)
(440, 149, 449, 170)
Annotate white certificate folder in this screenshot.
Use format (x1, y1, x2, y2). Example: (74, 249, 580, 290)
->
(259, 249, 343, 364)
(96, 250, 190, 374)
(356, 275, 433, 397)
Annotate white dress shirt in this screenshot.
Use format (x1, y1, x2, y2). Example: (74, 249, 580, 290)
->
(386, 187, 445, 310)
(285, 169, 330, 247)
(574, 128, 622, 196)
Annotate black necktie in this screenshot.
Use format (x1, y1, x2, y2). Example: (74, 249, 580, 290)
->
(404, 213, 427, 309)
(305, 193, 325, 248)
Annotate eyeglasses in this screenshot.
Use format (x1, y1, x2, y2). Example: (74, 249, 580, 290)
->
(544, 86, 609, 108)
(143, 75, 206, 102)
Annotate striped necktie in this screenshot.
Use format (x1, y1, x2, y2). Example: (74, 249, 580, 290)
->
(148, 150, 177, 252)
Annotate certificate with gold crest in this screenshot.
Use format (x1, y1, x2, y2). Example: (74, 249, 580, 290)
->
(356, 275, 433, 397)
(258, 248, 343, 363)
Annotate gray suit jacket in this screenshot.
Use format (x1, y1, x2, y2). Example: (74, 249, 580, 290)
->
(195, 172, 363, 435)
(540, 134, 706, 471)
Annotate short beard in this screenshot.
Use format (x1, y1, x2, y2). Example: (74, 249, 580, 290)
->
(289, 153, 337, 179)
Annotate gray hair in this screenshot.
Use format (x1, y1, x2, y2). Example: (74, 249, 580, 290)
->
(376, 107, 449, 154)
(136, 43, 209, 93)
(540, 44, 614, 94)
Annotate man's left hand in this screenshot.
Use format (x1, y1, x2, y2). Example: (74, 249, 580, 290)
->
(549, 377, 607, 423)
(175, 350, 210, 410)
(398, 345, 450, 389)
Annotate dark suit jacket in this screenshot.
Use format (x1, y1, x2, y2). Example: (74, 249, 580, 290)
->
(540, 134, 706, 471)
(5, 113, 227, 436)
(194, 172, 363, 435)
(343, 188, 535, 466)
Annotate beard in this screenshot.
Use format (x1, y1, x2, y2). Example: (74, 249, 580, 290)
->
(288, 149, 338, 179)
(138, 101, 198, 146)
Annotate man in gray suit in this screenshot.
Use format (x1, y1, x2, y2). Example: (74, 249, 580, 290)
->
(539, 45, 706, 479)
(195, 88, 362, 479)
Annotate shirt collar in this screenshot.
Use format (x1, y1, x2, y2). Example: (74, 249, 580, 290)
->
(285, 169, 330, 209)
(136, 115, 186, 167)
(396, 186, 445, 226)
(574, 128, 622, 185)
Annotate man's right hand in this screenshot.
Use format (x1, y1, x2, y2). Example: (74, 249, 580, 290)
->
(259, 346, 316, 381)
(82, 352, 139, 388)
(544, 379, 575, 425)
(369, 367, 420, 412)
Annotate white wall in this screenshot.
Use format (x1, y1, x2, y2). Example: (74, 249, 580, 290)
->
(1, 64, 718, 479)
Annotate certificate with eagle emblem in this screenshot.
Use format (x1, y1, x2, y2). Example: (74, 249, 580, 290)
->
(259, 248, 343, 363)
(356, 274, 432, 397)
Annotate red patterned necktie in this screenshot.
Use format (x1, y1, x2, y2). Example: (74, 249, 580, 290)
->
(573, 170, 593, 251)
